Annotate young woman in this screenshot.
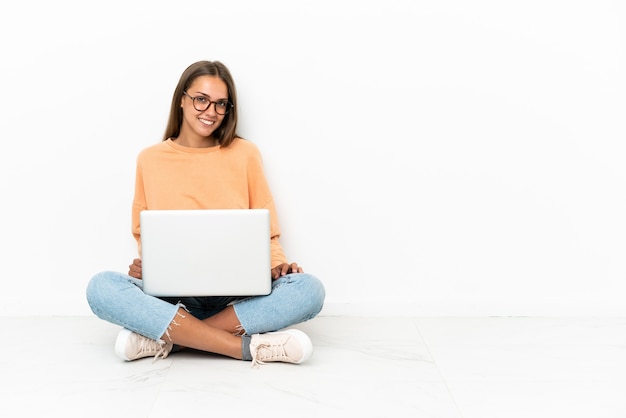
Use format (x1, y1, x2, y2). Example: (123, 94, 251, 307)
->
(86, 61, 325, 366)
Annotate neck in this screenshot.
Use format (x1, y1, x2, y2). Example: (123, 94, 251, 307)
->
(175, 135, 218, 148)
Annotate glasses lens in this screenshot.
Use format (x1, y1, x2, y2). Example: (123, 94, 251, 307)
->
(186, 93, 231, 114)
(192, 97, 210, 112)
(215, 101, 232, 115)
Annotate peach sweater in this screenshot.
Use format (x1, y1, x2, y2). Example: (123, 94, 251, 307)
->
(132, 137, 288, 267)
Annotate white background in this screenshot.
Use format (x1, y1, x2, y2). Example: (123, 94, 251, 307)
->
(0, 0, 624, 317)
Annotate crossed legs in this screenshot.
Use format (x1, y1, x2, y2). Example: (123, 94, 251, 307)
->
(163, 306, 244, 359)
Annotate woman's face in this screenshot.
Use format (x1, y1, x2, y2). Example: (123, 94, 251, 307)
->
(180, 75, 229, 140)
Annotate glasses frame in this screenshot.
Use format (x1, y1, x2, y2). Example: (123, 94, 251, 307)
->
(183, 91, 233, 115)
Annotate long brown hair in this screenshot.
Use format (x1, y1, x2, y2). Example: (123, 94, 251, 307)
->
(163, 61, 239, 147)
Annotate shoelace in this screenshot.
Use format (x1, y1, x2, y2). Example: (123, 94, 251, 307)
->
(251, 341, 289, 367)
(153, 344, 170, 361)
(136, 337, 170, 362)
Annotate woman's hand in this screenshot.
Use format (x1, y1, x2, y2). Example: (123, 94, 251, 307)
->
(128, 258, 142, 279)
(271, 262, 303, 280)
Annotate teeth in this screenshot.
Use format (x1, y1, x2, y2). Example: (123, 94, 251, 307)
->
(199, 119, 214, 126)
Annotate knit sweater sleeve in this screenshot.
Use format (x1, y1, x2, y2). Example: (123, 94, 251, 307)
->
(245, 142, 289, 268)
(131, 151, 147, 257)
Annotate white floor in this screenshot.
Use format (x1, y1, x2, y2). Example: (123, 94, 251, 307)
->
(2, 316, 625, 418)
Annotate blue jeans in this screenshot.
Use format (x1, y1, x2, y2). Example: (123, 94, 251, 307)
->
(86, 271, 325, 341)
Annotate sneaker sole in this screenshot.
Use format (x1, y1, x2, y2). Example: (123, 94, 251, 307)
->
(268, 328, 313, 364)
(114, 328, 133, 361)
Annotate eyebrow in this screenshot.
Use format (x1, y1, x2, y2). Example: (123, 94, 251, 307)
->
(193, 91, 229, 101)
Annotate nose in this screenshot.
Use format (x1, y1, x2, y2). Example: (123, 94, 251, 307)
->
(203, 102, 218, 115)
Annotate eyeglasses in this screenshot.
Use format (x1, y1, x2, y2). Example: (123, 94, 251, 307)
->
(183, 91, 233, 115)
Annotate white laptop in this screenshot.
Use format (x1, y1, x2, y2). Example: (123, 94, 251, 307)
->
(139, 209, 272, 297)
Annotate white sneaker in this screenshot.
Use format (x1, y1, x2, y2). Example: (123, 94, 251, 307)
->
(249, 329, 313, 366)
(115, 328, 173, 361)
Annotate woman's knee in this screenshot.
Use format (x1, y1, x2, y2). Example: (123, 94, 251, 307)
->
(85, 271, 128, 312)
(290, 273, 326, 317)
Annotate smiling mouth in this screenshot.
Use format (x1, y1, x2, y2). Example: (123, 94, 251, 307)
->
(199, 118, 215, 126)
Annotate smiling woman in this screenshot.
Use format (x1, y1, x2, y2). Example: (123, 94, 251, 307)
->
(177, 76, 228, 148)
(164, 61, 240, 149)
(85, 60, 325, 366)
